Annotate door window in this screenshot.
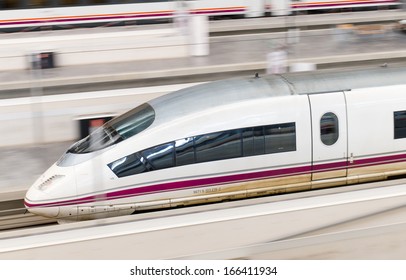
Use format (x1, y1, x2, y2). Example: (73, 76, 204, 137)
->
(320, 112, 339, 145)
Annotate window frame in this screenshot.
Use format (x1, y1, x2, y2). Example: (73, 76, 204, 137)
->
(109, 122, 297, 178)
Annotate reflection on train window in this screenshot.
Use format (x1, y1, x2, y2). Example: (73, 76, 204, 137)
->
(28, 0, 49, 7)
(241, 128, 255, 157)
(142, 142, 175, 170)
(320, 112, 339, 145)
(108, 153, 148, 178)
(59, 0, 81, 6)
(394, 111, 406, 139)
(121, 0, 172, 2)
(264, 123, 296, 153)
(252, 127, 265, 155)
(195, 130, 242, 163)
(242, 127, 265, 156)
(109, 122, 297, 178)
(109, 103, 155, 140)
(2, 0, 20, 9)
(175, 137, 195, 166)
(242, 127, 265, 157)
(89, 0, 110, 4)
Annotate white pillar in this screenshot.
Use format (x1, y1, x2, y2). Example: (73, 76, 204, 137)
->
(270, 0, 291, 16)
(189, 15, 209, 57)
(246, 0, 265, 17)
(266, 50, 287, 74)
(290, 63, 316, 72)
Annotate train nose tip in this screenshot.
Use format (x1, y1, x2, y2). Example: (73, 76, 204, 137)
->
(24, 189, 60, 218)
(24, 171, 70, 218)
(24, 198, 60, 218)
(25, 203, 59, 218)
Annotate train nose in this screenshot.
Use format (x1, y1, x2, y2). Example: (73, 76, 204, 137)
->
(24, 176, 65, 218)
(24, 164, 77, 218)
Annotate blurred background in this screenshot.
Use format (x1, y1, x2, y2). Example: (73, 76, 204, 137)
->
(0, 0, 405, 259)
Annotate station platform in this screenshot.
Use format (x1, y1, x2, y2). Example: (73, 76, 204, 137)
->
(0, 10, 406, 198)
(0, 10, 405, 96)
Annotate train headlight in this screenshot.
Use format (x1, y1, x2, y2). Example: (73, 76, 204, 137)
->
(37, 175, 66, 191)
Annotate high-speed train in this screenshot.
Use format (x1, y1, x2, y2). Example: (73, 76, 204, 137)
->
(25, 66, 406, 222)
(0, 0, 401, 31)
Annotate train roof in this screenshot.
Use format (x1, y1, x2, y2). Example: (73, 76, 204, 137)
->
(274, 65, 406, 95)
(149, 66, 406, 123)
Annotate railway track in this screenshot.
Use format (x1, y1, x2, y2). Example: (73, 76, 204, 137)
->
(0, 200, 56, 231)
(2, 177, 406, 233)
(3, 179, 406, 259)
(0, 212, 56, 231)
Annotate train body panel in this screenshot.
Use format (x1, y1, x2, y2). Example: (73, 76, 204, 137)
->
(346, 85, 406, 183)
(24, 67, 406, 222)
(0, 0, 249, 30)
(309, 91, 348, 181)
(347, 85, 406, 158)
(0, 0, 401, 31)
(290, 0, 400, 11)
(0, 3, 171, 29)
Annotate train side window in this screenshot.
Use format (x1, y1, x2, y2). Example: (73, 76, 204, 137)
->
(320, 112, 339, 145)
(2, 0, 21, 8)
(242, 127, 263, 157)
(252, 126, 265, 155)
(141, 142, 175, 170)
(394, 111, 406, 139)
(109, 122, 299, 178)
(108, 153, 148, 178)
(88, 0, 110, 4)
(264, 122, 296, 154)
(28, 0, 50, 7)
(195, 129, 242, 163)
(59, 0, 81, 6)
(242, 128, 255, 156)
(109, 103, 155, 140)
(118, 0, 171, 2)
(175, 137, 195, 166)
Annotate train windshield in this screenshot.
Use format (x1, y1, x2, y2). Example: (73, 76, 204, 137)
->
(68, 103, 155, 154)
(109, 103, 155, 140)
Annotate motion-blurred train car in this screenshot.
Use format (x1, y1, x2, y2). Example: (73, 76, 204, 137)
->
(0, 0, 401, 31)
(289, 0, 400, 11)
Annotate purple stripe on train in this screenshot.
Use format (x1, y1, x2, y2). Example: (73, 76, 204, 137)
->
(0, 8, 246, 27)
(24, 151, 406, 208)
(293, 0, 399, 9)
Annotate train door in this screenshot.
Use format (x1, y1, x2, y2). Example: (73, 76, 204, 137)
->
(308, 92, 348, 181)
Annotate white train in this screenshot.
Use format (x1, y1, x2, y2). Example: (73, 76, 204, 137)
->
(0, 0, 401, 31)
(25, 66, 406, 222)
